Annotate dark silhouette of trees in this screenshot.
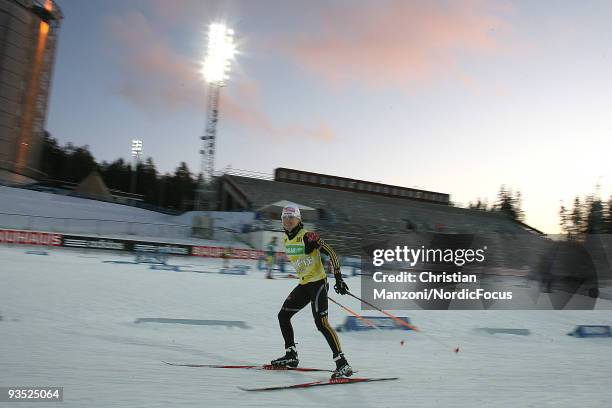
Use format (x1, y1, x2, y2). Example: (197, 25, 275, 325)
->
(164, 162, 197, 210)
(560, 192, 612, 240)
(41, 132, 96, 182)
(40, 133, 198, 210)
(468, 186, 524, 222)
(468, 198, 488, 211)
(493, 185, 524, 222)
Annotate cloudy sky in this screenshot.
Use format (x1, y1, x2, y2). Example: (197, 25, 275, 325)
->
(46, 0, 612, 233)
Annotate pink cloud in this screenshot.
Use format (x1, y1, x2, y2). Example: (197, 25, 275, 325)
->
(104, 9, 335, 141)
(105, 12, 204, 111)
(277, 0, 512, 89)
(222, 81, 336, 141)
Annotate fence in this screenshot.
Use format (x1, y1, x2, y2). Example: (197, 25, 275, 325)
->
(0, 212, 191, 239)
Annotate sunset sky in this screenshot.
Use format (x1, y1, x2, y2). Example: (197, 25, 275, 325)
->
(46, 0, 612, 233)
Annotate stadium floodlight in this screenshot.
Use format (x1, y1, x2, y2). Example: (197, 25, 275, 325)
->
(130, 140, 142, 195)
(196, 22, 237, 210)
(201, 23, 235, 85)
(131, 140, 143, 157)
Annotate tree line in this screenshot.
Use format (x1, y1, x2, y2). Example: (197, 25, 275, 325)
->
(559, 194, 612, 238)
(40, 132, 612, 233)
(40, 132, 199, 210)
(469, 185, 612, 238)
(468, 186, 525, 222)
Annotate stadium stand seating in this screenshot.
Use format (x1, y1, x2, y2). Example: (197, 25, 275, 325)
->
(220, 175, 541, 256)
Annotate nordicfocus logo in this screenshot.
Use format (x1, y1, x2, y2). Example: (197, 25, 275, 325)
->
(285, 245, 305, 255)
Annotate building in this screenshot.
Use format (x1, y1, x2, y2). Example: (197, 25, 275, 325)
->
(0, 0, 62, 184)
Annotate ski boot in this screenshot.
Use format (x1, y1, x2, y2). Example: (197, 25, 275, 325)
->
(271, 345, 299, 368)
(331, 353, 353, 378)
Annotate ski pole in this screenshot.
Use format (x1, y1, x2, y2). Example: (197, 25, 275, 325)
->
(328, 296, 380, 330)
(346, 291, 420, 332)
(346, 291, 460, 353)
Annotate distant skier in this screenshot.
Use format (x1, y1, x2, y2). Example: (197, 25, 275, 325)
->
(265, 236, 278, 279)
(221, 246, 233, 271)
(271, 204, 353, 378)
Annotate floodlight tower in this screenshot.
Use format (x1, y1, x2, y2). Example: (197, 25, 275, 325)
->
(196, 23, 236, 210)
(130, 139, 142, 195)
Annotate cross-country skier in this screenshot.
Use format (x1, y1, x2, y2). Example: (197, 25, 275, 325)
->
(270, 203, 353, 378)
(265, 236, 277, 279)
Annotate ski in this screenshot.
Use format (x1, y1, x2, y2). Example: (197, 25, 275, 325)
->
(239, 376, 398, 392)
(162, 361, 334, 372)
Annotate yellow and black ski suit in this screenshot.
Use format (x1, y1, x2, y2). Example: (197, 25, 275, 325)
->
(278, 223, 343, 357)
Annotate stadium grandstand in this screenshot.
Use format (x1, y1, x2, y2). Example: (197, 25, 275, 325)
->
(217, 167, 544, 256)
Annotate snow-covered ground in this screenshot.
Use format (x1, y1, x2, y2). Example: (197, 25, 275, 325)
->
(2, 245, 612, 408)
(0, 185, 177, 224)
(0, 186, 255, 243)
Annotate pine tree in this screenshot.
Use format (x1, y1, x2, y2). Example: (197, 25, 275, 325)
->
(40, 132, 67, 180)
(585, 196, 604, 234)
(559, 203, 568, 236)
(165, 162, 197, 210)
(569, 196, 584, 240)
(494, 185, 524, 222)
(139, 157, 159, 205)
(604, 196, 612, 234)
(99, 159, 130, 192)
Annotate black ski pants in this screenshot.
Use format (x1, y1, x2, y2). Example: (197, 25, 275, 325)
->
(277, 278, 342, 357)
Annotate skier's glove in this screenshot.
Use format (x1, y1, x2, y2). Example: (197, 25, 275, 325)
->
(334, 274, 349, 295)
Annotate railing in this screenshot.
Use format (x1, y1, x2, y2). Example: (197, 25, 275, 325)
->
(215, 167, 273, 180)
(0, 212, 191, 239)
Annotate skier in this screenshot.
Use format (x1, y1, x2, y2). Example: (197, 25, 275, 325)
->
(271, 203, 353, 378)
(265, 236, 277, 279)
(221, 246, 233, 271)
